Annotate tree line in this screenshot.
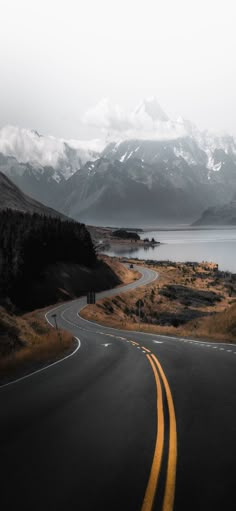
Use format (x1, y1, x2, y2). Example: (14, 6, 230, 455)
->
(0, 209, 96, 308)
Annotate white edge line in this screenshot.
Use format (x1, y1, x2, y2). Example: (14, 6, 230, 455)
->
(0, 266, 157, 390)
(77, 307, 236, 349)
(0, 300, 84, 389)
(77, 313, 236, 350)
(0, 330, 81, 391)
(75, 265, 235, 348)
(44, 266, 235, 350)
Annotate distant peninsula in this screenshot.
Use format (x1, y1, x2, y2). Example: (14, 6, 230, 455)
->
(193, 198, 236, 226)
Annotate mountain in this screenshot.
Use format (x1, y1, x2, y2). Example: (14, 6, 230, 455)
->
(59, 136, 236, 225)
(0, 125, 101, 206)
(102, 131, 236, 175)
(134, 97, 169, 122)
(1, 102, 236, 225)
(102, 136, 206, 166)
(0, 125, 101, 179)
(0, 152, 64, 207)
(0, 171, 65, 218)
(193, 197, 236, 226)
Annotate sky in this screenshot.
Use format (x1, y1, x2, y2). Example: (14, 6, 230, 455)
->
(1, 0, 236, 140)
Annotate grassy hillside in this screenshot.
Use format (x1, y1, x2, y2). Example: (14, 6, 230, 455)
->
(81, 259, 236, 343)
(0, 256, 138, 383)
(0, 306, 73, 383)
(0, 209, 126, 382)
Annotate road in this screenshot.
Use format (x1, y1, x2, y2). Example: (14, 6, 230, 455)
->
(1, 265, 236, 511)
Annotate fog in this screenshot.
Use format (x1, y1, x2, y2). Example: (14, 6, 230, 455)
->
(0, 0, 236, 139)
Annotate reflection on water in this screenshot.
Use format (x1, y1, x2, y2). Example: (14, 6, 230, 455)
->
(102, 228, 236, 273)
(106, 244, 157, 255)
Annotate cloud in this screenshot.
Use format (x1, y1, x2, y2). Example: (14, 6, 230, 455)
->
(66, 137, 105, 154)
(83, 98, 131, 133)
(0, 125, 104, 168)
(83, 97, 188, 141)
(0, 98, 189, 170)
(0, 125, 65, 167)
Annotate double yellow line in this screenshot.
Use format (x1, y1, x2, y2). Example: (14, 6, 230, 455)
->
(141, 352, 177, 511)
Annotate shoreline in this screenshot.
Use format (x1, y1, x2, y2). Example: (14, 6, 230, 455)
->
(89, 224, 236, 237)
(81, 257, 236, 344)
(142, 225, 236, 232)
(98, 239, 160, 249)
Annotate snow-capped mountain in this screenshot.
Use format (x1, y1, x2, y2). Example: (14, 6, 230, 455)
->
(0, 152, 63, 207)
(1, 99, 236, 225)
(60, 144, 236, 225)
(60, 110, 236, 224)
(0, 125, 102, 206)
(134, 97, 169, 122)
(103, 127, 236, 179)
(0, 125, 102, 181)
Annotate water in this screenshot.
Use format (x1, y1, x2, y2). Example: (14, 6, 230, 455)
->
(102, 228, 236, 273)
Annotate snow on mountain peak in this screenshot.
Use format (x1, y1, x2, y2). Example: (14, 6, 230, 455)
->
(0, 125, 104, 179)
(0, 125, 66, 168)
(1, 99, 236, 184)
(134, 97, 169, 122)
(84, 97, 188, 142)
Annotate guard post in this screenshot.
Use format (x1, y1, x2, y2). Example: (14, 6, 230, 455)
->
(87, 291, 96, 304)
(52, 313, 58, 329)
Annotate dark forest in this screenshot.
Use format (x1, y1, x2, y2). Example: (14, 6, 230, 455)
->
(0, 209, 96, 308)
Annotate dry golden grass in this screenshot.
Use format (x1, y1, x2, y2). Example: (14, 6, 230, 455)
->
(81, 260, 236, 344)
(183, 302, 236, 341)
(100, 254, 141, 284)
(0, 256, 139, 383)
(0, 308, 73, 382)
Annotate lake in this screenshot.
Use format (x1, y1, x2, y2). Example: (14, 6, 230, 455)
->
(102, 228, 236, 273)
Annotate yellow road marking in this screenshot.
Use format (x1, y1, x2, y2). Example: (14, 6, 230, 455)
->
(151, 354, 177, 511)
(141, 355, 165, 511)
(142, 347, 151, 353)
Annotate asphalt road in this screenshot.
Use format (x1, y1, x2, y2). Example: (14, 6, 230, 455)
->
(1, 265, 236, 511)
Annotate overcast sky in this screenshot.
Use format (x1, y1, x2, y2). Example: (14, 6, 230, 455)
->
(1, 0, 236, 139)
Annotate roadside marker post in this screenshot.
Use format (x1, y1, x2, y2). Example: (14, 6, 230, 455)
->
(87, 291, 96, 304)
(51, 313, 62, 344)
(51, 313, 58, 329)
(137, 299, 142, 329)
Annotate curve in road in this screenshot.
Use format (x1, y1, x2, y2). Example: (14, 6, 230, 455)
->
(1, 265, 236, 511)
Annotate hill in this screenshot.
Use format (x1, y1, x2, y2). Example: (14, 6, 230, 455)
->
(0, 171, 65, 218)
(193, 199, 236, 226)
(0, 209, 122, 310)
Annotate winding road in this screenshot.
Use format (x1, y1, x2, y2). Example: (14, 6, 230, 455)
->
(1, 265, 236, 511)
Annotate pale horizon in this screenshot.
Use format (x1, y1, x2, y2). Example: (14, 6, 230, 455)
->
(1, 0, 236, 140)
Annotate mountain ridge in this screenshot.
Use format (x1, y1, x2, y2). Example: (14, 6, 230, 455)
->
(193, 198, 236, 226)
(0, 171, 66, 218)
(1, 100, 236, 225)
